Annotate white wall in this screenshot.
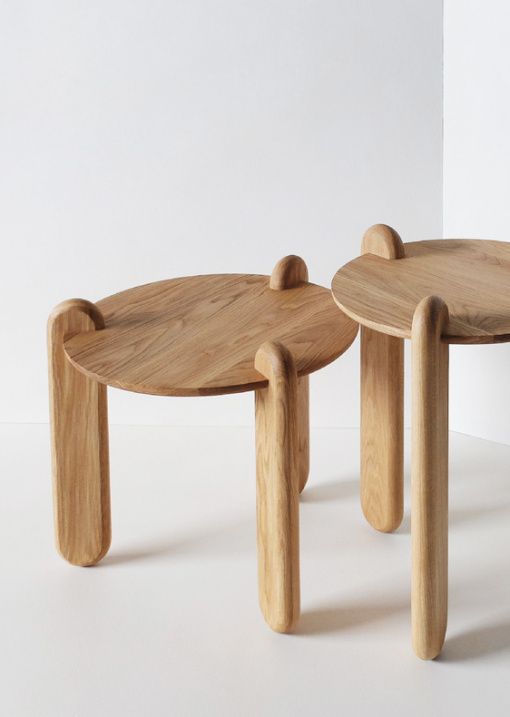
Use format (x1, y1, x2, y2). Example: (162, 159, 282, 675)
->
(1, 0, 442, 426)
(444, 0, 510, 443)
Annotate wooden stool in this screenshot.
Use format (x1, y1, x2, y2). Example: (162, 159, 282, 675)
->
(332, 226, 510, 659)
(48, 256, 357, 633)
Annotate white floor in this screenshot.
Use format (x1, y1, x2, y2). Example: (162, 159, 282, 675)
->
(2, 424, 510, 716)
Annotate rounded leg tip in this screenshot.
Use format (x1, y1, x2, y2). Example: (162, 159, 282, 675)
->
(414, 645, 443, 661)
(267, 617, 299, 634)
(376, 518, 403, 534)
(361, 504, 404, 533)
(57, 539, 111, 567)
(260, 600, 300, 634)
(413, 634, 446, 660)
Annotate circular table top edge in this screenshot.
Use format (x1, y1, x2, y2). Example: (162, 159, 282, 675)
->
(331, 239, 510, 345)
(64, 272, 358, 397)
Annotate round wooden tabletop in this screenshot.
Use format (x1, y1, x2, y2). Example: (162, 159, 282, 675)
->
(64, 273, 357, 396)
(331, 239, 510, 344)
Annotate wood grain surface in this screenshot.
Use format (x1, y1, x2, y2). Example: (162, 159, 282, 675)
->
(64, 274, 357, 397)
(360, 327, 404, 532)
(48, 300, 111, 566)
(269, 254, 309, 290)
(358, 225, 405, 533)
(361, 223, 405, 259)
(411, 296, 449, 660)
(332, 239, 510, 343)
(255, 341, 300, 633)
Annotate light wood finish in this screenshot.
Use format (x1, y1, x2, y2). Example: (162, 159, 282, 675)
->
(48, 300, 111, 567)
(332, 239, 510, 343)
(358, 225, 404, 533)
(297, 375, 310, 493)
(360, 327, 404, 532)
(411, 296, 449, 660)
(331, 232, 510, 659)
(48, 258, 355, 632)
(269, 254, 309, 290)
(361, 223, 405, 259)
(254, 341, 300, 633)
(268, 255, 310, 494)
(65, 272, 358, 397)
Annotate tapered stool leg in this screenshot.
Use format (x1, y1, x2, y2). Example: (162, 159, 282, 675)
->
(360, 327, 404, 532)
(48, 299, 111, 566)
(254, 341, 300, 633)
(411, 296, 449, 660)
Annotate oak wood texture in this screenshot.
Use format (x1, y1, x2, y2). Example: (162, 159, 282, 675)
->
(64, 273, 358, 397)
(361, 223, 405, 259)
(411, 296, 449, 660)
(332, 239, 510, 343)
(268, 255, 310, 494)
(48, 300, 111, 566)
(48, 255, 350, 634)
(358, 226, 405, 533)
(360, 327, 404, 532)
(255, 341, 300, 633)
(270, 254, 309, 290)
(332, 228, 458, 659)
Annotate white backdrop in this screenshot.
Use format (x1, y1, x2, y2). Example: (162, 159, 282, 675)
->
(1, 0, 442, 427)
(444, 0, 510, 444)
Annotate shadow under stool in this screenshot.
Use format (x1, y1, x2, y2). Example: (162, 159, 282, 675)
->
(332, 224, 510, 659)
(48, 256, 358, 633)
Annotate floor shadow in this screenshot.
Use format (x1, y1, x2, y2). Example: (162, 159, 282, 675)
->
(449, 502, 510, 528)
(102, 546, 177, 566)
(300, 478, 358, 503)
(439, 621, 510, 662)
(395, 514, 410, 535)
(100, 517, 252, 566)
(394, 501, 510, 536)
(297, 599, 408, 636)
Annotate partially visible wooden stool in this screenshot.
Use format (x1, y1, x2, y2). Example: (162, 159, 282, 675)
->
(332, 227, 510, 659)
(48, 256, 357, 633)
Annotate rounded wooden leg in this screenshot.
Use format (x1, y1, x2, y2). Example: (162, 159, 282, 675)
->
(360, 327, 404, 532)
(254, 341, 300, 633)
(269, 255, 310, 495)
(359, 224, 405, 533)
(411, 296, 449, 660)
(297, 375, 310, 493)
(48, 300, 111, 567)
